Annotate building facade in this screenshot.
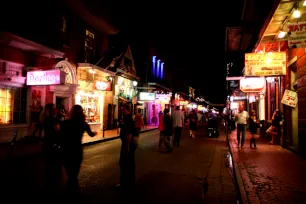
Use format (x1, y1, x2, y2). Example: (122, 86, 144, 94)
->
(0, 0, 119, 142)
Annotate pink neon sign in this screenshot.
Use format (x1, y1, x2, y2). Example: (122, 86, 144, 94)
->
(26, 70, 62, 85)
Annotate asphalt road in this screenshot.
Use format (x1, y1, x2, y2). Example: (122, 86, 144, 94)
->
(0, 127, 238, 203)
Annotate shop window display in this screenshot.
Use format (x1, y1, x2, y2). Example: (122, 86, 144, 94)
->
(0, 86, 27, 125)
(76, 92, 100, 124)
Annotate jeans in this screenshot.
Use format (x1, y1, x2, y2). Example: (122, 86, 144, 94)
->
(237, 124, 246, 147)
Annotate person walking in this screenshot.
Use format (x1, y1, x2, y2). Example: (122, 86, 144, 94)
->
(61, 105, 97, 197)
(162, 108, 173, 152)
(189, 110, 198, 138)
(41, 104, 62, 195)
(172, 106, 184, 147)
(249, 110, 259, 148)
(117, 104, 137, 190)
(235, 105, 249, 148)
(158, 110, 165, 149)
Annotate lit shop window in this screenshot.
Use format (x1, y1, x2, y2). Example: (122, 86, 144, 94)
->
(0, 87, 27, 125)
(75, 92, 100, 124)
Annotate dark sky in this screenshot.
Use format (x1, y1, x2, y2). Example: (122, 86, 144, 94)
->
(97, 0, 245, 103)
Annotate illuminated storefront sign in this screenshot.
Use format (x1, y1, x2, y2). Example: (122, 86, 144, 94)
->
(155, 94, 169, 101)
(179, 100, 188, 105)
(244, 52, 286, 76)
(139, 92, 156, 101)
(26, 69, 65, 85)
(240, 77, 265, 93)
(230, 96, 247, 101)
(95, 81, 112, 91)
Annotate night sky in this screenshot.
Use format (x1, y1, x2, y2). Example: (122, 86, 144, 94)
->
(97, 0, 246, 103)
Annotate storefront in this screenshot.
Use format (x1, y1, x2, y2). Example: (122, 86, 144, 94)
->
(0, 32, 67, 142)
(229, 94, 247, 114)
(155, 93, 171, 112)
(239, 77, 265, 120)
(75, 65, 113, 132)
(114, 75, 138, 124)
(27, 60, 78, 113)
(137, 92, 157, 125)
(179, 100, 189, 111)
(0, 61, 27, 142)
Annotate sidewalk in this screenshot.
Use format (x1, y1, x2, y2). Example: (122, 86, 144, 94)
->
(0, 125, 157, 161)
(228, 130, 306, 204)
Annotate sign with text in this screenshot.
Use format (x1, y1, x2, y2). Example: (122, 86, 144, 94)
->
(281, 89, 298, 108)
(244, 52, 286, 76)
(139, 92, 155, 101)
(155, 94, 169, 101)
(26, 69, 65, 85)
(95, 81, 112, 91)
(240, 77, 265, 93)
(288, 21, 306, 48)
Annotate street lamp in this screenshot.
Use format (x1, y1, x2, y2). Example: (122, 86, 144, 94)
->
(132, 81, 138, 115)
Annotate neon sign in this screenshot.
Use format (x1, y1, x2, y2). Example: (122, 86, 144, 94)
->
(95, 81, 112, 91)
(26, 70, 63, 85)
(240, 77, 265, 93)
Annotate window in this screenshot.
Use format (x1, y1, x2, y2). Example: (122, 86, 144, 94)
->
(61, 16, 67, 33)
(75, 92, 101, 124)
(0, 87, 27, 125)
(84, 30, 95, 63)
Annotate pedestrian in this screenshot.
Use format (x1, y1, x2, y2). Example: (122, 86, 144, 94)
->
(61, 105, 97, 197)
(189, 109, 198, 138)
(31, 105, 44, 139)
(158, 110, 165, 149)
(162, 108, 173, 152)
(235, 105, 249, 148)
(266, 109, 282, 145)
(41, 104, 62, 194)
(249, 110, 260, 149)
(134, 109, 144, 140)
(172, 106, 184, 147)
(117, 104, 137, 190)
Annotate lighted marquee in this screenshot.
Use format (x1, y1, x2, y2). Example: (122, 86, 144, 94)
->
(95, 81, 112, 91)
(155, 94, 169, 101)
(26, 69, 66, 85)
(240, 77, 265, 93)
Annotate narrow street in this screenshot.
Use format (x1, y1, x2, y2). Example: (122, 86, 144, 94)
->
(0, 127, 238, 203)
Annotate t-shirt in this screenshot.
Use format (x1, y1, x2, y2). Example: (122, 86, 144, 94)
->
(236, 111, 249, 124)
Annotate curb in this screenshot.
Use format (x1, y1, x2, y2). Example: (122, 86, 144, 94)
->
(2, 128, 158, 162)
(227, 135, 248, 204)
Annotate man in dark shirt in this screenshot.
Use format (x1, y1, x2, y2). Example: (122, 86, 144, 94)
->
(117, 104, 137, 190)
(266, 109, 282, 145)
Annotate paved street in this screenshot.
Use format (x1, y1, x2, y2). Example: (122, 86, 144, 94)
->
(0, 127, 238, 203)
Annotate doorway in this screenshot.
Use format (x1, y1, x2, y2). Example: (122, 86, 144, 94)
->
(56, 96, 69, 117)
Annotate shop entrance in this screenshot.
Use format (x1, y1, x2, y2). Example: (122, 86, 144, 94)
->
(56, 96, 69, 115)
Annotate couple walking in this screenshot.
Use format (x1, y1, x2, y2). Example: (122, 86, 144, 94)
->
(158, 106, 184, 152)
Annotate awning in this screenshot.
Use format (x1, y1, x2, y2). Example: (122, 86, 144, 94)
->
(0, 32, 65, 58)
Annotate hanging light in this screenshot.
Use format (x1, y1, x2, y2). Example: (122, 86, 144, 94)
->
(278, 31, 286, 38)
(293, 8, 301, 18)
(303, 0, 306, 6)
